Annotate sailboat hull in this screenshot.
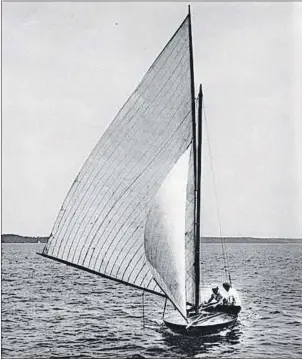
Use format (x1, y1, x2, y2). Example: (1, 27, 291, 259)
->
(164, 311, 238, 336)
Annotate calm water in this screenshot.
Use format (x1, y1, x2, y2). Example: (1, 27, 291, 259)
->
(2, 243, 302, 358)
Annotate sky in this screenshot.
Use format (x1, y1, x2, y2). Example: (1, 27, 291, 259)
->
(2, 2, 302, 238)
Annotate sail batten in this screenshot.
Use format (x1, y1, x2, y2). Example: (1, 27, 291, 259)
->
(43, 16, 193, 297)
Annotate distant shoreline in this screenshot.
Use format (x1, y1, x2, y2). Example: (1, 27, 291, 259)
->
(1, 234, 301, 244)
(201, 237, 302, 244)
(1, 234, 48, 244)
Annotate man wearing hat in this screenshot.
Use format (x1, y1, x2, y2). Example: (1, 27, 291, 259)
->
(222, 282, 242, 314)
(201, 284, 224, 311)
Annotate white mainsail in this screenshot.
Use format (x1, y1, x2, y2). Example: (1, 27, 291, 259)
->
(42, 16, 194, 297)
(144, 146, 195, 317)
(185, 147, 196, 306)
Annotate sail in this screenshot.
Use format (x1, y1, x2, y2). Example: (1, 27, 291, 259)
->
(144, 146, 194, 317)
(185, 147, 196, 305)
(42, 15, 193, 296)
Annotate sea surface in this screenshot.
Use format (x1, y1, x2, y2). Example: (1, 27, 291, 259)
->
(2, 242, 302, 358)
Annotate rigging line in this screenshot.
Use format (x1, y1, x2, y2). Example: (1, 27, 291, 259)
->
(162, 297, 168, 319)
(145, 290, 164, 310)
(203, 107, 230, 282)
(142, 290, 145, 328)
(199, 207, 205, 287)
(202, 104, 232, 283)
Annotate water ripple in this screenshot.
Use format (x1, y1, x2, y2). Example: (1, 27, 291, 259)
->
(2, 243, 302, 358)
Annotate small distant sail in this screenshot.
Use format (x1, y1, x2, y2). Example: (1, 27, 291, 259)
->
(144, 146, 193, 317)
(42, 15, 193, 297)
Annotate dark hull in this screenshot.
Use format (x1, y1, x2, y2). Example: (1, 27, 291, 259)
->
(164, 312, 238, 336)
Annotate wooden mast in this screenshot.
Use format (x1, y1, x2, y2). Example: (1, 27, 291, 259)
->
(188, 5, 201, 313)
(196, 84, 203, 312)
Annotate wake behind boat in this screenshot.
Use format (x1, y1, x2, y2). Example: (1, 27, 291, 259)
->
(39, 6, 241, 336)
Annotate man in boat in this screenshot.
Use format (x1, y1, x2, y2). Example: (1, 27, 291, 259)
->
(186, 304, 196, 317)
(186, 284, 224, 316)
(201, 283, 241, 315)
(221, 282, 242, 314)
(201, 284, 225, 312)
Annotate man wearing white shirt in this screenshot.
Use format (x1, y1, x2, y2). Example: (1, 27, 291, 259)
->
(222, 282, 242, 314)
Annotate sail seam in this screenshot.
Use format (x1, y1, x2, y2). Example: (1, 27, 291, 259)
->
(50, 29, 189, 255)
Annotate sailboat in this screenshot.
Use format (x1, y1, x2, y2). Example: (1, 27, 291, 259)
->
(39, 6, 238, 336)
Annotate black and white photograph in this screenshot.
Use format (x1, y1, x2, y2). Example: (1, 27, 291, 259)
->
(2, 2, 302, 358)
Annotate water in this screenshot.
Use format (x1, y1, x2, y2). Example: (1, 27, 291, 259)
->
(2, 242, 302, 358)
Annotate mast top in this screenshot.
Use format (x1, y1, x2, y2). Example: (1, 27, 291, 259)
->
(199, 84, 203, 95)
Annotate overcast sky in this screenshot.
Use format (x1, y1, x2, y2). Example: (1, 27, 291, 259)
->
(2, 2, 302, 238)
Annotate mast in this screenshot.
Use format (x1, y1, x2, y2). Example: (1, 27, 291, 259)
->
(196, 85, 203, 312)
(188, 5, 200, 313)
